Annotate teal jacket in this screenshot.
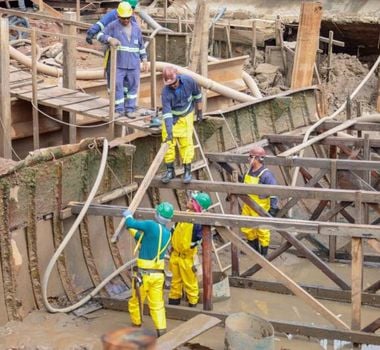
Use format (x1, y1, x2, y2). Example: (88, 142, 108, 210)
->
(125, 217, 171, 260)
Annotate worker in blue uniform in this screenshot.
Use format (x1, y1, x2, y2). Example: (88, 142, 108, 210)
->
(241, 146, 278, 257)
(161, 65, 203, 184)
(168, 192, 212, 307)
(97, 2, 148, 118)
(86, 0, 139, 45)
(122, 202, 174, 338)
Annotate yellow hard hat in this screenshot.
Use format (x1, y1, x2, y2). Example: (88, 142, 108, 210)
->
(117, 2, 133, 17)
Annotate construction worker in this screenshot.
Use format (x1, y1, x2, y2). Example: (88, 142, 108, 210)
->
(241, 146, 278, 257)
(161, 65, 203, 184)
(168, 192, 212, 307)
(86, 0, 139, 45)
(97, 2, 148, 118)
(122, 202, 174, 337)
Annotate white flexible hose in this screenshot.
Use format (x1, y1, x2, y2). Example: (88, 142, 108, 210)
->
(42, 139, 114, 313)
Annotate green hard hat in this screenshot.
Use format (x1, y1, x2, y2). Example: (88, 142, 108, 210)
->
(156, 202, 174, 219)
(122, 0, 138, 8)
(192, 192, 212, 210)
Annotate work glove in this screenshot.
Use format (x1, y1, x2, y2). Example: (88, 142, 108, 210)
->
(268, 207, 279, 217)
(108, 37, 121, 48)
(164, 133, 173, 143)
(196, 109, 203, 122)
(122, 209, 133, 219)
(86, 32, 95, 45)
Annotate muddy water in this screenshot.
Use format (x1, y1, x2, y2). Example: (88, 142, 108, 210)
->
(0, 251, 379, 349)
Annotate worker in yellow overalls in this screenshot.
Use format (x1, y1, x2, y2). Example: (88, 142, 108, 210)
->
(122, 202, 174, 337)
(241, 146, 278, 257)
(168, 192, 212, 307)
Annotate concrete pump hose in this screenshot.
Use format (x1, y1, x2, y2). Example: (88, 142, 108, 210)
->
(42, 138, 111, 313)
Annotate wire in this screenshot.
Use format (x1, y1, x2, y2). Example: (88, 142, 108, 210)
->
(31, 101, 116, 128)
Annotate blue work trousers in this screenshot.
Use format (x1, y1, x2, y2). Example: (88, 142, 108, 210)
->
(114, 67, 140, 114)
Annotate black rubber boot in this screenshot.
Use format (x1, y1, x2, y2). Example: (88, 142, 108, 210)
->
(248, 239, 260, 252)
(161, 163, 175, 184)
(183, 163, 192, 184)
(188, 303, 197, 308)
(260, 246, 269, 257)
(168, 298, 181, 305)
(156, 329, 166, 337)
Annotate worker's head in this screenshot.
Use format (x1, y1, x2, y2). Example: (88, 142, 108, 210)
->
(249, 146, 266, 167)
(122, 0, 138, 9)
(188, 192, 212, 212)
(117, 2, 133, 24)
(162, 65, 178, 89)
(155, 201, 174, 224)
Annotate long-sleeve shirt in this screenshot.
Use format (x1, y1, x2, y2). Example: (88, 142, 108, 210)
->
(87, 9, 137, 37)
(161, 74, 202, 136)
(125, 217, 171, 261)
(246, 165, 278, 208)
(97, 19, 147, 70)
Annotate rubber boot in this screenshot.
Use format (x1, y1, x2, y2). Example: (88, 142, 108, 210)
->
(161, 163, 175, 184)
(168, 298, 181, 305)
(156, 329, 166, 337)
(183, 163, 192, 184)
(247, 239, 260, 252)
(260, 245, 269, 257)
(188, 303, 197, 308)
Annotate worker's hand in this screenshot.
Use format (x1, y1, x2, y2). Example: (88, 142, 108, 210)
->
(122, 209, 133, 219)
(196, 109, 203, 123)
(164, 133, 173, 143)
(269, 207, 279, 217)
(142, 59, 149, 72)
(86, 32, 95, 45)
(108, 37, 121, 48)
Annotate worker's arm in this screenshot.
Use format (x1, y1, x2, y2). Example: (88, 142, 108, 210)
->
(162, 91, 174, 140)
(259, 170, 279, 210)
(96, 22, 118, 46)
(192, 79, 203, 121)
(191, 224, 203, 247)
(137, 27, 148, 71)
(87, 10, 118, 43)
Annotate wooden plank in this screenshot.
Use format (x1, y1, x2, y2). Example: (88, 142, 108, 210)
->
(98, 300, 380, 345)
(9, 70, 32, 83)
(156, 314, 221, 350)
(82, 105, 110, 119)
(17, 86, 77, 101)
(10, 83, 57, 95)
(65, 97, 110, 113)
(291, 2, 322, 88)
(362, 318, 380, 333)
(217, 227, 349, 330)
(0, 18, 11, 158)
(111, 143, 169, 242)
(31, 27, 39, 150)
(42, 92, 98, 108)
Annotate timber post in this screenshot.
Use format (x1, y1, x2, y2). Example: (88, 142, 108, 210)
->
(202, 225, 213, 311)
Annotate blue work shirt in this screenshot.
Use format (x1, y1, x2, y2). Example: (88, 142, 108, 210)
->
(125, 217, 171, 261)
(161, 74, 202, 136)
(248, 165, 278, 208)
(97, 19, 147, 70)
(87, 10, 137, 37)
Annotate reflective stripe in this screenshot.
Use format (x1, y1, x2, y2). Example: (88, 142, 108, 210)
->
(115, 97, 125, 105)
(139, 49, 146, 55)
(117, 46, 140, 53)
(123, 87, 129, 93)
(172, 102, 192, 116)
(96, 21, 105, 30)
(187, 95, 192, 102)
(193, 93, 202, 100)
(96, 32, 104, 40)
(163, 113, 172, 120)
(127, 93, 137, 99)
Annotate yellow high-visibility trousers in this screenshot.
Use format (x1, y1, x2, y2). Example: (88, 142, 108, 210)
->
(168, 250, 199, 305)
(162, 112, 195, 164)
(128, 272, 166, 330)
(241, 203, 270, 247)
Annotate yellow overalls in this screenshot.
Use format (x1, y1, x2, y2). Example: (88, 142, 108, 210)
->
(128, 225, 170, 330)
(168, 222, 199, 305)
(161, 111, 195, 164)
(241, 169, 271, 247)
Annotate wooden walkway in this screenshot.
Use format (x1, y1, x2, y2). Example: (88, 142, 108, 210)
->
(9, 67, 161, 135)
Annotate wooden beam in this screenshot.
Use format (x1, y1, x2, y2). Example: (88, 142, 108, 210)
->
(69, 203, 380, 239)
(362, 318, 380, 333)
(31, 27, 40, 150)
(0, 18, 11, 159)
(228, 277, 380, 307)
(156, 314, 221, 350)
(99, 299, 380, 345)
(206, 152, 380, 171)
(202, 226, 213, 311)
(62, 12, 77, 145)
(291, 2, 323, 88)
